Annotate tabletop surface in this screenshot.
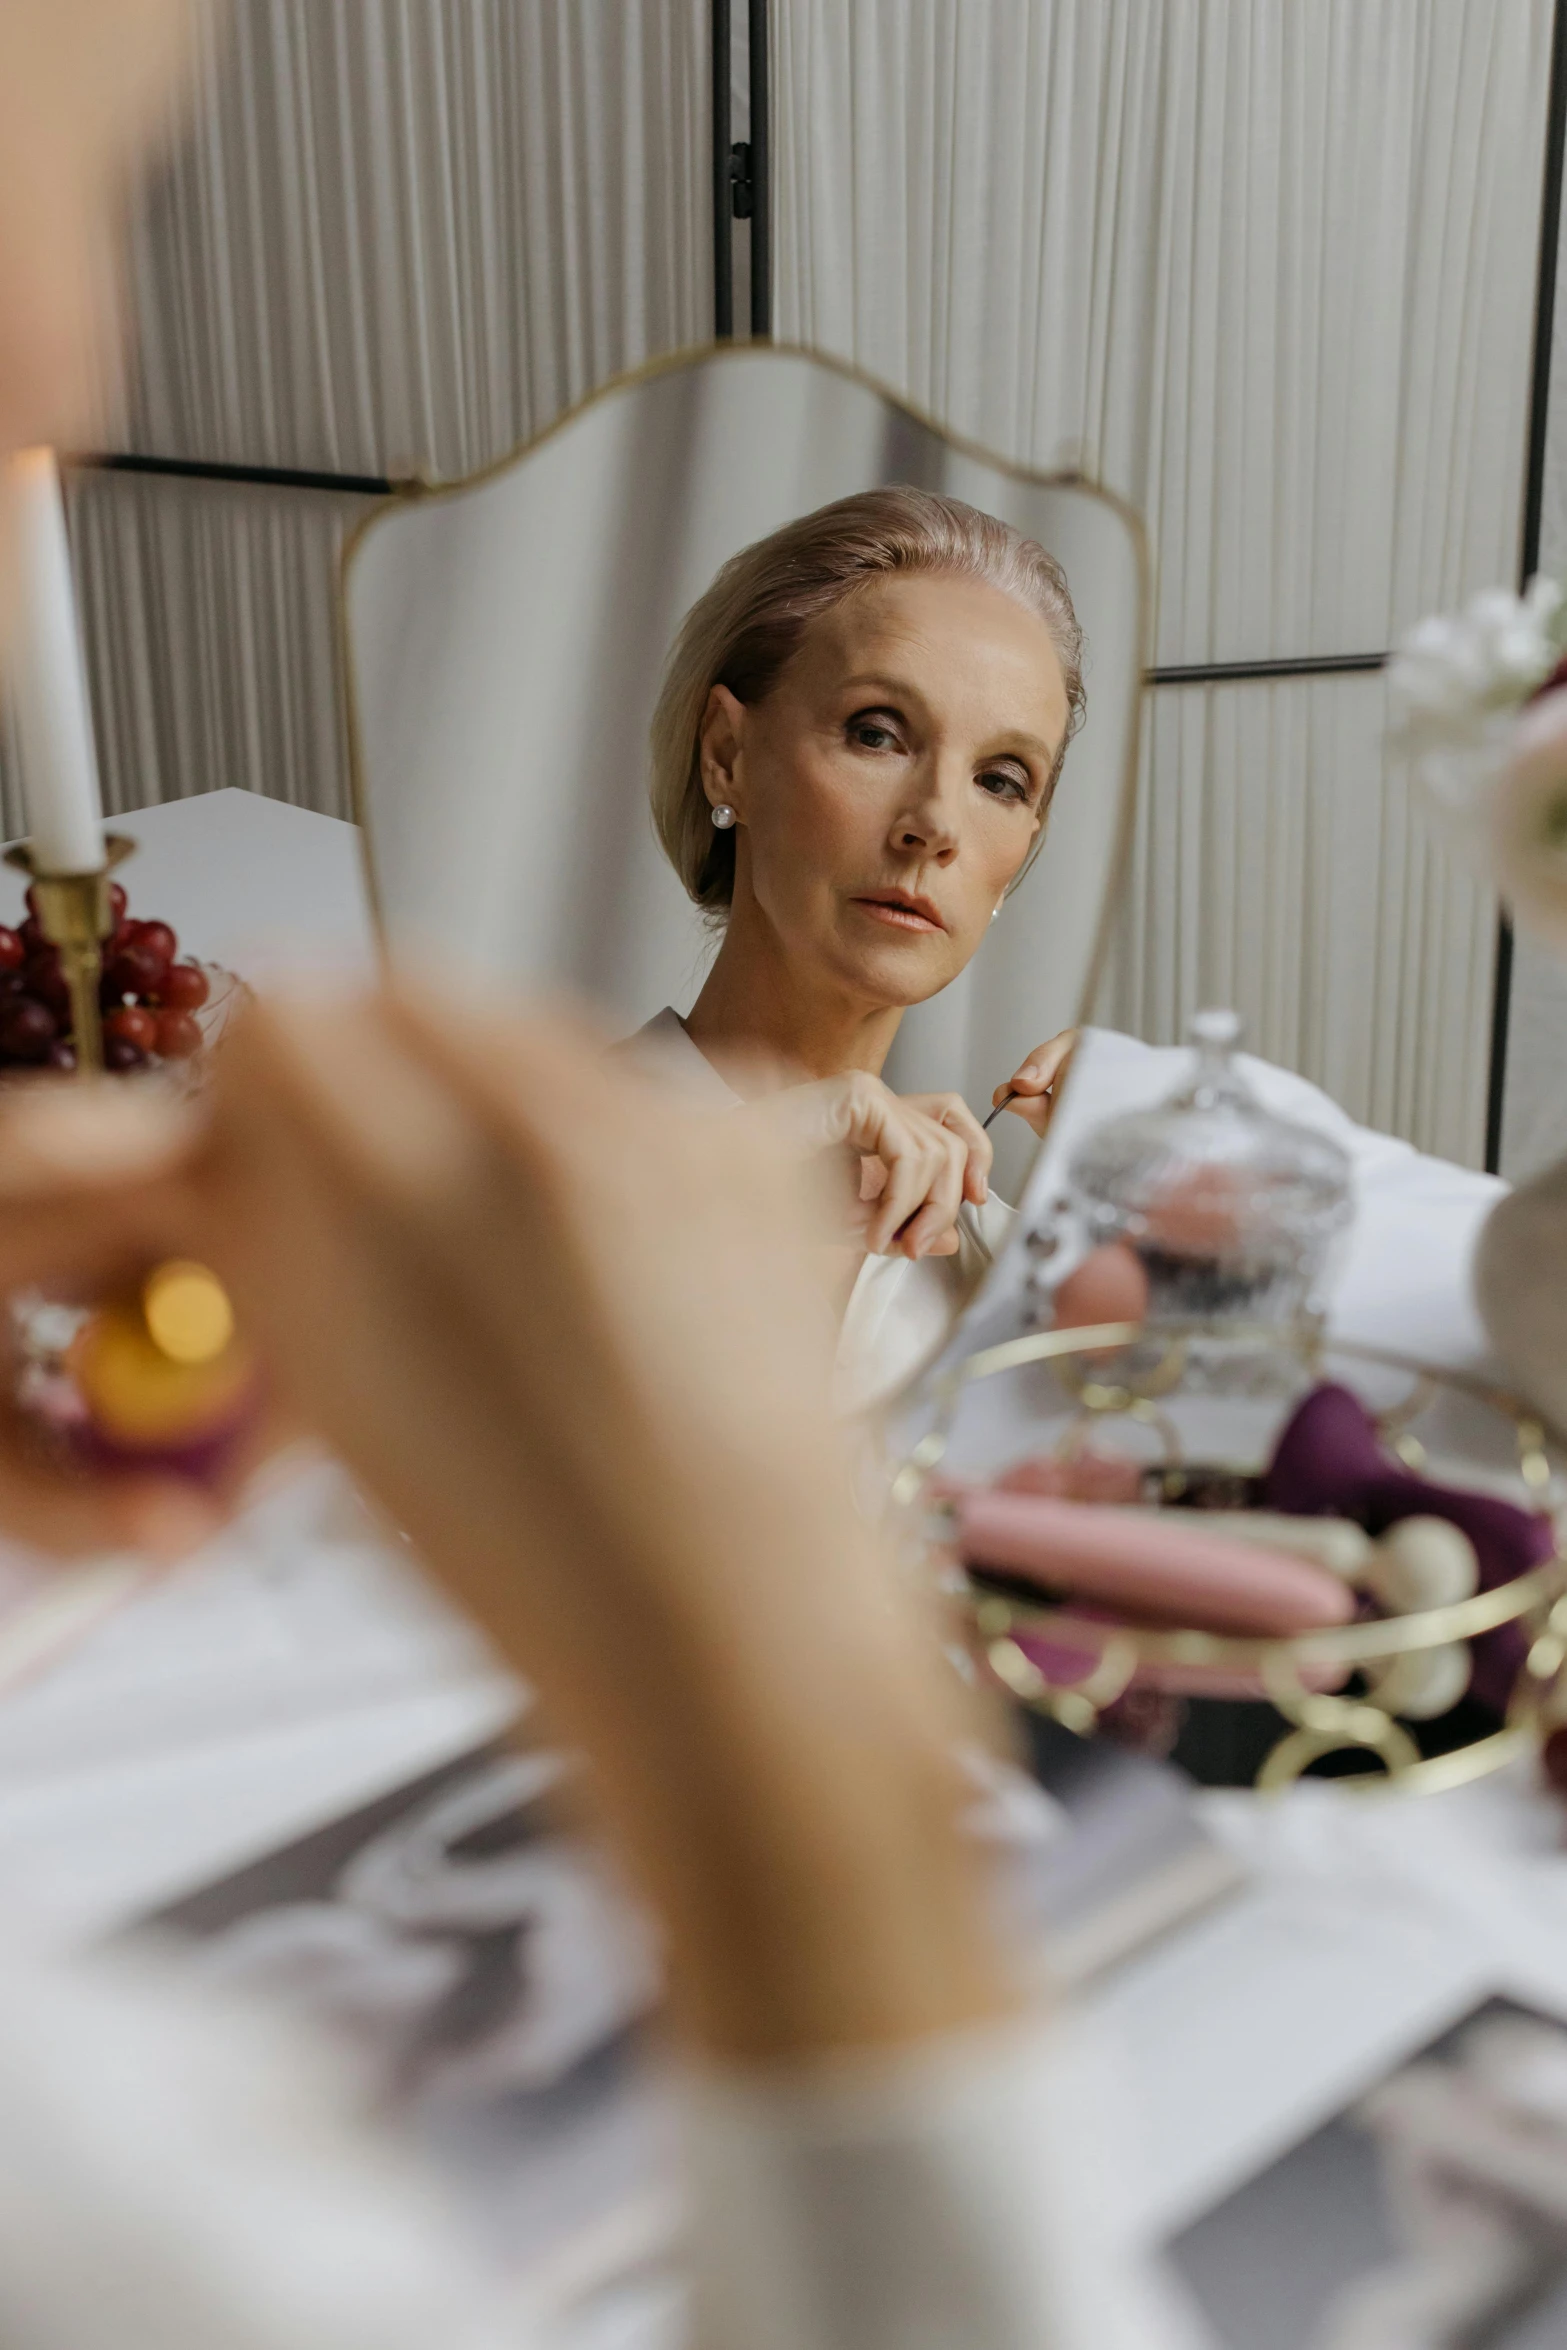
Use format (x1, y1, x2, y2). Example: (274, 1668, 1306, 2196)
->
(0, 787, 1558, 2279)
(0, 788, 379, 976)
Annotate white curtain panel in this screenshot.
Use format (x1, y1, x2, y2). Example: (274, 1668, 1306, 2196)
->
(121, 0, 712, 481)
(0, 1, 715, 840)
(0, 472, 376, 840)
(772, 0, 1551, 1161)
(773, 0, 1548, 669)
(1098, 675, 1495, 1167)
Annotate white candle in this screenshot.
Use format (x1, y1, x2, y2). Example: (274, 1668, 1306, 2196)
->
(3, 449, 104, 874)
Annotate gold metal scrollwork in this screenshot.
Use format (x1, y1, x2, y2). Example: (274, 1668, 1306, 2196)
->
(902, 1323, 1567, 1796)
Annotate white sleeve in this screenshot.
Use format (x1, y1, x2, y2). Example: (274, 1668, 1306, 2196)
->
(0, 1952, 1186, 2350)
(0, 1948, 516, 2350)
(682, 2014, 1186, 2350)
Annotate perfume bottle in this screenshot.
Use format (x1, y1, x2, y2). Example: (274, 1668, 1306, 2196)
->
(1067, 1010, 1352, 1337)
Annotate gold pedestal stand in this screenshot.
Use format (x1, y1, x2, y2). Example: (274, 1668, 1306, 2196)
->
(899, 1322, 1567, 1796)
(4, 834, 136, 1075)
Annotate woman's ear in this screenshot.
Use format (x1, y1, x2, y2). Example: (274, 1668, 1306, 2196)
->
(698, 684, 747, 818)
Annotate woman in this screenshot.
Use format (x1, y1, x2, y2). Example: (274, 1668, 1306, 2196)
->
(0, 14, 1180, 2338)
(631, 488, 1084, 1405)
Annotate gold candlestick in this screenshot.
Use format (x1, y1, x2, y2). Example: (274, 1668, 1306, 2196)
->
(4, 834, 136, 1076)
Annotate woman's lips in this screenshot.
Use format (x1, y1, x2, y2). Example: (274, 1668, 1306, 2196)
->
(852, 895, 946, 934)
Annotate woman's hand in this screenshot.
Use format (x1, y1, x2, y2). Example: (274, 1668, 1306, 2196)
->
(992, 1029, 1077, 1138)
(0, 990, 1011, 2065)
(748, 1071, 991, 1259)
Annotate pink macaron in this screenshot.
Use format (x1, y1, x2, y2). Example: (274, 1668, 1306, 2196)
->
(956, 1489, 1355, 1638)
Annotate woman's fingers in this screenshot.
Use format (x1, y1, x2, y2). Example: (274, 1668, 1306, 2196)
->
(0, 1082, 196, 1292)
(892, 1122, 968, 1259)
(993, 1029, 1078, 1138)
(900, 1092, 992, 1206)
(863, 1108, 968, 1258)
(737, 1071, 987, 1256)
(859, 1113, 937, 1254)
(994, 1028, 1077, 1102)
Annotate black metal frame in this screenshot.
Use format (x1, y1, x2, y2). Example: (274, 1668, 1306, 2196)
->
(711, 0, 770, 339)
(747, 0, 771, 336)
(711, 0, 733, 338)
(1486, 0, 1567, 1173)
(1148, 651, 1385, 687)
(76, 451, 393, 497)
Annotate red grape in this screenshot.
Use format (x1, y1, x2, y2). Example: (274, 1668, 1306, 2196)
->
(106, 942, 167, 1001)
(24, 884, 40, 922)
(156, 961, 209, 1012)
(105, 1035, 148, 1073)
(106, 1005, 158, 1054)
(19, 915, 45, 957)
(45, 1041, 76, 1073)
(108, 881, 127, 924)
(154, 1008, 203, 1062)
(128, 919, 177, 972)
(0, 1000, 56, 1062)
(0, 927, 21, 976)
(23, 952, 69, 1018)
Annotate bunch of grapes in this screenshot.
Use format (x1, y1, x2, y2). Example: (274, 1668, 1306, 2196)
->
(0, 882, 210, 1074)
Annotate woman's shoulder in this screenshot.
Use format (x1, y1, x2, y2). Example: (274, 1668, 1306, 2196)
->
(612, 1009, 740, 1107)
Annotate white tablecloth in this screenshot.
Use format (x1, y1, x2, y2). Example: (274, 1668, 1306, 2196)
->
(0, 790, 1557, 2254)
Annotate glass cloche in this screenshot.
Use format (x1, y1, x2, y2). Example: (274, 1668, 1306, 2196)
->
(1067, 1010, 1353, 1333)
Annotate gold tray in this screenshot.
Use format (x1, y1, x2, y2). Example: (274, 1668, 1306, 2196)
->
(898, 1322, 1567, 1795)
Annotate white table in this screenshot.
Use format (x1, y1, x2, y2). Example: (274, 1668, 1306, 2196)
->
(0, 787, 379, 975)
(0, 794, 1558, 2265)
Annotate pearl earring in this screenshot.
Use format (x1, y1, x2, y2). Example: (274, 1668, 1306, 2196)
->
(711, 804, 737, 831)
(991, 903, 1002, 922)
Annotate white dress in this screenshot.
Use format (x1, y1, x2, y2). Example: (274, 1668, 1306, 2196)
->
(622, 1010, 1017, 1414)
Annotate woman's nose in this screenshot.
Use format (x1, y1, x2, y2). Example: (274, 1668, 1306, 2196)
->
(891, 765, 961, 858)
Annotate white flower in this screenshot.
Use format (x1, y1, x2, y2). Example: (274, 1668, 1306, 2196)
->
(1388, 576, 1567, 813)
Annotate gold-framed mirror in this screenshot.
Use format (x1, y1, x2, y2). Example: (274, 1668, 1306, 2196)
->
(341, 342, 1149, 1192)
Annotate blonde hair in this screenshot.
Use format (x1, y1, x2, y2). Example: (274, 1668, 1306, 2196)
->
(650, 485, 1086, 918)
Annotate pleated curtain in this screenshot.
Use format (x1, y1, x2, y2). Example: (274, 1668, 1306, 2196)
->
(0, 0, 711, 833)
(0, 0, 1553, 1166)
(771, 0, 1552, 1163)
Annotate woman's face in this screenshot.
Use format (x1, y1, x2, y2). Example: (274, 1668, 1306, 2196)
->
(702, 572, 1070, 1010)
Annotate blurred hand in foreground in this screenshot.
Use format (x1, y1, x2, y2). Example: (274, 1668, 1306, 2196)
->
(0, 988, 1016, 2065)
(0, 0, 205, 595)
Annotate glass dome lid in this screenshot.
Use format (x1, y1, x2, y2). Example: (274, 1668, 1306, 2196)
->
(1067, 1010, 1353, 1325)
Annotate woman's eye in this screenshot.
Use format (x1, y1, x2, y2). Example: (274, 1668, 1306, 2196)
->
(979, 768, 1031, 804)
(850, 718, 900, 752)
